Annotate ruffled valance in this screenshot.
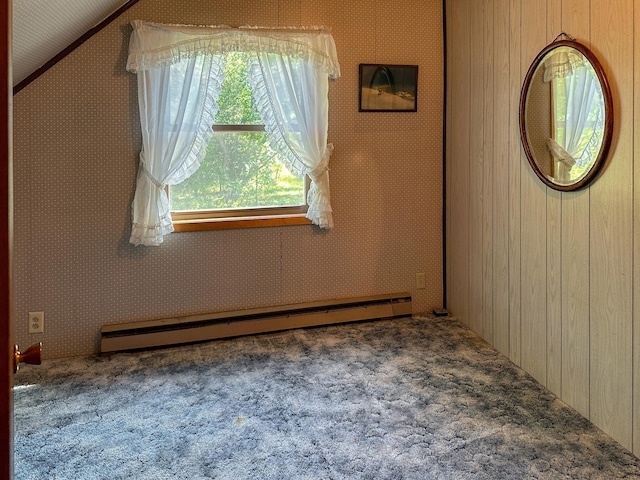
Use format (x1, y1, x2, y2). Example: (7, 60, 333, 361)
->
(543, 48, 586, 82)
(127, 20, 341, 79)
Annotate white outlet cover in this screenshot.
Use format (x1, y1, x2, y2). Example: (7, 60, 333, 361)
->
(28, 311, 44, 333)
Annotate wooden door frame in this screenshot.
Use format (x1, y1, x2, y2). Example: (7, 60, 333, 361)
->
(1, 0, 13, 477)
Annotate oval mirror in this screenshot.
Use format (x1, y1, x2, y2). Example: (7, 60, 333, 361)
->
(519, 36, 613, 191)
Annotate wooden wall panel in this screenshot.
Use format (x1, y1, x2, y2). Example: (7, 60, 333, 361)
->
(492, 0, 510, 355)
(589, 0, 633, 450)
(563, 0, 590, 38)
(507, 0, 521, 366)
(468, 0, 485, 336)
(519, 0, 548, 387)
(561, 189, 590, 417)
(545, 0, 563, 396)
(446, 0, 640, 455)
(481, 0, 494, 342)
(445, 0, 470, 322)
(560, 0, 591, 420)
(634, 0, 640, 458)
(545, 189, 562, 396)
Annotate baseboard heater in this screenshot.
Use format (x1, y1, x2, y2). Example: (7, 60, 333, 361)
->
(100, 292, 412, 354)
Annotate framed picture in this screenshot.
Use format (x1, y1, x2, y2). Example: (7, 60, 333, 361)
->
(359, 64, 418, 112)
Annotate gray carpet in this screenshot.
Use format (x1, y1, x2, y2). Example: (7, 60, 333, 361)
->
(13, 315, 640, 479)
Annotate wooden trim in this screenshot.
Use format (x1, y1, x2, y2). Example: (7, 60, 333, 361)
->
(1, 0, 12, 476)
(172, 204, 308, 221)
(170, 183, 311, 231)
(173, 214, 312, 232)
(213, 124, 265, 132)
(441, 0, 447, 310)
(13, 0, 140, 95)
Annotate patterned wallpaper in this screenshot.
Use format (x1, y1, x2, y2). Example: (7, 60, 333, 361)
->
(12, 0, 444, 358)
(525, 66, 553, 177)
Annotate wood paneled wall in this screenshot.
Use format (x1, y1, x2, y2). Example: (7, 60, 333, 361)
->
(445, 0, 640, 455)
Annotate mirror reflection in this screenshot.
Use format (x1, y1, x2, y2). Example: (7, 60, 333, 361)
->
(520, 38, 613, 190)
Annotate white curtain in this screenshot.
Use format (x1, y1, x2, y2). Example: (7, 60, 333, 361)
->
(127, 21, 340, 246)
(130, 56, 222, 245)
(544, 48, 604, 183)
(248, 54, 333, 227)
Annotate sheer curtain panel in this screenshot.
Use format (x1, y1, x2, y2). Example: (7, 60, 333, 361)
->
(544, 48, 604, 183)
(249, 54, 334, 227)
(126, 21, 341, 246)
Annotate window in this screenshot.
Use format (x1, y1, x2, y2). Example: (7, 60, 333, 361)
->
(169, 53, 309, 231)
(127, 21, 340, 246)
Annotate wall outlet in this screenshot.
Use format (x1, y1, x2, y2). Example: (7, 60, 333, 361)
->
(416, 273, 426, 289)
(28, 311, 44, 333)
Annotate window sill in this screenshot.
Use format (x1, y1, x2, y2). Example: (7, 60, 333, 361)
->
(172, 214, 312, 232)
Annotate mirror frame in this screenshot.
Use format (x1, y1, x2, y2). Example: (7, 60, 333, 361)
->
(519, 38, 613, 191)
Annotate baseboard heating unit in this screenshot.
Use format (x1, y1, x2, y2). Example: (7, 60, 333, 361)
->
(100, 292, 412, 354)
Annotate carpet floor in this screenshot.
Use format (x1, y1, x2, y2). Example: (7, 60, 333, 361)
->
(13, 315, 640, 479)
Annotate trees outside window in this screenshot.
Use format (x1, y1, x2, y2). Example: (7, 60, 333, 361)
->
(170, 53, 305, 213)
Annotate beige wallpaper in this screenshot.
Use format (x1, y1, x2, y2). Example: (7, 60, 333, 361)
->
(525, 66, 553, 177)
(12, 0, 444, 358)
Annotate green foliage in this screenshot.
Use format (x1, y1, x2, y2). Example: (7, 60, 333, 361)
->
(215, 53, 262, 125)
(171, 131, 304, 210)
(170, 53, 304, 212)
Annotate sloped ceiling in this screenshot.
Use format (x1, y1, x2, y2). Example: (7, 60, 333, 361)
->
(12, 0, 129, 88)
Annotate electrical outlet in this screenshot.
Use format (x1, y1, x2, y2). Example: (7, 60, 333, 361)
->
(28, 311, 44, 333)
(416, 273, 426, 289)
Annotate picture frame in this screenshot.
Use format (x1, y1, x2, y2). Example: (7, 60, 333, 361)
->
(359, 64, 418, 112)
